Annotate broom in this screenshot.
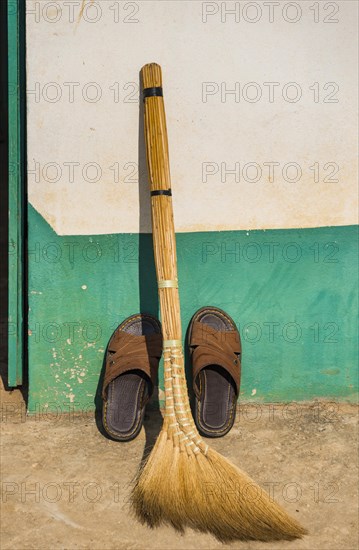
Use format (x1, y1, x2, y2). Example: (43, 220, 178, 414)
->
(131, 62, 307, 542)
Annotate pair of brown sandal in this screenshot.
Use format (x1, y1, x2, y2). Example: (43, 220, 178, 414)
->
(101, 307, 241, 441)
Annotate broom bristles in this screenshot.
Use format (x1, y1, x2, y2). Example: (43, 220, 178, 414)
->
(131, 431, 307, 542)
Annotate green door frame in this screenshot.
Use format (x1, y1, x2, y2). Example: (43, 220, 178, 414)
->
(8, 0, 25, 386)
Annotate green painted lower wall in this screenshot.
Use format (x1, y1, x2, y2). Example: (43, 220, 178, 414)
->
(27, 205, 358, 412)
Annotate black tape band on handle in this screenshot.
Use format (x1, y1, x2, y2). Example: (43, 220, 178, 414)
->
(151, 189, 172, 196)
(143, 87, 163, 100)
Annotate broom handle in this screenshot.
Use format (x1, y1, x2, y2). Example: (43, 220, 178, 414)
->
(141, 64, 182, 344)
(141, 64, 208, 455)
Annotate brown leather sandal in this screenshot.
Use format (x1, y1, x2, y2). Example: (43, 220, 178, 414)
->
(189, 307, 241, 438)
(102, 313, 162, 441)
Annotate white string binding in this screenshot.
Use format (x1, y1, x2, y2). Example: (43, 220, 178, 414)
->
(163, 339, 182, 348)
(158, 279, 178, 289)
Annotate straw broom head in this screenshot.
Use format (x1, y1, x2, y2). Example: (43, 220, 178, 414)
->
(131, 62, 307, 542)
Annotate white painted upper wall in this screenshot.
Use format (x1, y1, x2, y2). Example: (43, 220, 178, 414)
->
(26, 0, 358, 235)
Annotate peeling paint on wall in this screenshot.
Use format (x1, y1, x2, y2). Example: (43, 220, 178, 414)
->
(27, 206, 358, 411)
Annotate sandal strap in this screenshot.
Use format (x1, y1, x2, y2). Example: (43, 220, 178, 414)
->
(102, 331, 162, 400)
(190, 321, 241, 397)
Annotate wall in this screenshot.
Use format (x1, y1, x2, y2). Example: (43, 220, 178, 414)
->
(25, 0, 358, 411)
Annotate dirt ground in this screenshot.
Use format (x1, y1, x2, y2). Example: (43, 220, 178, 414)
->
(1, 384, 358, 550)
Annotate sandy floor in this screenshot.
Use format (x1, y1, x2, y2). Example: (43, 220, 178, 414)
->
(1, 385, 358, 550)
